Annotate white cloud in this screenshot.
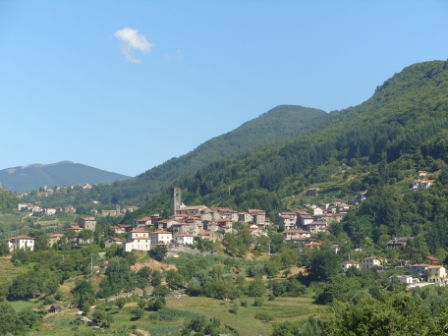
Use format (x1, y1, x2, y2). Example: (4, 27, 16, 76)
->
(114, 28, 152, 63)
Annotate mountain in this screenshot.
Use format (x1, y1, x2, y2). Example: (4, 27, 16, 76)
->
(137, 60, 448, 216)
(0, 161, 130, 193)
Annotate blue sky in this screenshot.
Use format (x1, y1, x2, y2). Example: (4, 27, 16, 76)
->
(1, 1, 447, 177)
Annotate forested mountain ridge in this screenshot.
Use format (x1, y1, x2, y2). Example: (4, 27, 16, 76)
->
(0, 161, 130, 193)
(23, 105, 326, 207)
(137, 60, 448, 222)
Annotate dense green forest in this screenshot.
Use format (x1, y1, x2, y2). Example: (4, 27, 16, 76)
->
(0, 188, 18, 213)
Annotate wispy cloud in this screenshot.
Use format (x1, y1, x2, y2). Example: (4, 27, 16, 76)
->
(164, 49, 186, 63)
(114, 28, 152, 63)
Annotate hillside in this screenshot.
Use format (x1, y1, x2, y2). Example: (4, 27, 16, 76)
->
(0, 161, 130, 193)
(139, 60, 448, 218)
(23, 106, 326, 207)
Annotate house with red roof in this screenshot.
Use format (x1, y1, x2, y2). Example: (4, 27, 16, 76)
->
(7, 235, 35, 252)
(124, 229, 151, 252)
(150, 230, 173, 246)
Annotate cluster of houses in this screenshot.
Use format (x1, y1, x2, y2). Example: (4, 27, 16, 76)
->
(338, 256, 447, 287)
(279, 201, 353, 241)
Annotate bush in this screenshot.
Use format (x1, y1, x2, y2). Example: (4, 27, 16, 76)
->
(254, 312, 273, 322)
(253, 297, 264, 307)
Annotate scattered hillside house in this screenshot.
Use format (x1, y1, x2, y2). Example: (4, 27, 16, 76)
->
(248, 209, 266, 225)
(298, 213, 314, 226)
(105, 237, 123, 248)
(102, 209, 118, 216)
(418, 170, 428, 177)
(237, 212, 254, 223)
(387, 237, 413, 248)
(427, 265, 446, 283)
(283, 229, 310, 241)
(409, 264, 430, 275)
(150, 230, 173, 246)
(31, 205, 43, 213)
(64, 205, 76, 213)
(304, 241, 322, 249)
(211, 207, 238, 221)
(124, 229, 151, 252)
(118, 224, 133, 233)
(133, 216, 152, 229)
(18, 203, 32, 211)
(45, 208, 57, 215)
(249, 227, 268, 238)
(7, 235, 35, 252)
(217, 217, 233, 229)
(176, 204, 210, 216)
(47, 233, 64, 247)
(306, 188, 319, 196)
(173, 233, 194, 245)
(391, 275, 415, 285)
(339, 260, 360, 272)
(276, 212, 298, 230)
(122, 206, 139, 213)
(78, 217, 96, 231)
(412, 179, 435, 190)
(154, 219, 176, 230)
(66, 225, 82, 233)
(312, 207, 323, 215)
(362, 256, 382, 270)
(426, 256, 439, 265)
(330, 244, 340, 253)
(48, 305, 62, 314)
(304, 220, 327, 234)
(112, 225, 126, 234)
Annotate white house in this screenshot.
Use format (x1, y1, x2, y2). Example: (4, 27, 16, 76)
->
(362, 256, 382, 270)
(339, 260, 359, 272)
(45, 208, 57, 215)
(173, 233, 194, 245)
(150, 230, 173, 246)
(124, 229, 151, 252)
(283, 229, 310, 241)
(7, 235, 35, 252)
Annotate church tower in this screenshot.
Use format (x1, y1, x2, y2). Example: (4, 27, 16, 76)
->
(170, 187, 181, 215)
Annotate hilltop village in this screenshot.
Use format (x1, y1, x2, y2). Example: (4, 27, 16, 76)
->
(5, 176, 444, 291)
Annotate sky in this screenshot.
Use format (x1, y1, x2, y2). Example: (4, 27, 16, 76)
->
(1, 1, 447, 177)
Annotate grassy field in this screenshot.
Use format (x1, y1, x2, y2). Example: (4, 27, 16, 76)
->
(166, 295, 326, 336)
(33, 294, 326, 336)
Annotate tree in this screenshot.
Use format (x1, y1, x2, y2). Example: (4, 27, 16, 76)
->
(149, 245, 167, 261)
(248, 278, 266, 297)
(72, 280, 95, 310)
(303, 250, 339, 284)
(135, 266, 152, 290)
(92, 307, 113, 328)
(99, 257, 135, 297)
(0, 241, 10, 256)
(115, 298, 127, 310)
(165, 269, 183, 290)
(151, 270, 162, 286)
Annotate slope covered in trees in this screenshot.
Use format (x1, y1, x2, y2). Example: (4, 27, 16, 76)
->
(138, 61, 448, 237)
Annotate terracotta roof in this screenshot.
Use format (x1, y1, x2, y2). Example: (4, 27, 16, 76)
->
(66, 226, 82, 230)
(48, 234, 64, 238)
(428, 265, 444, 269)
(130, 229, 148, 233)
(151, 230, 172, 235)
(136, 216, 151, 221)
(7, 235, 35, 240)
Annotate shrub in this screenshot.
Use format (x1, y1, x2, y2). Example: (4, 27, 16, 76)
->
(255, 312, 273, 322)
